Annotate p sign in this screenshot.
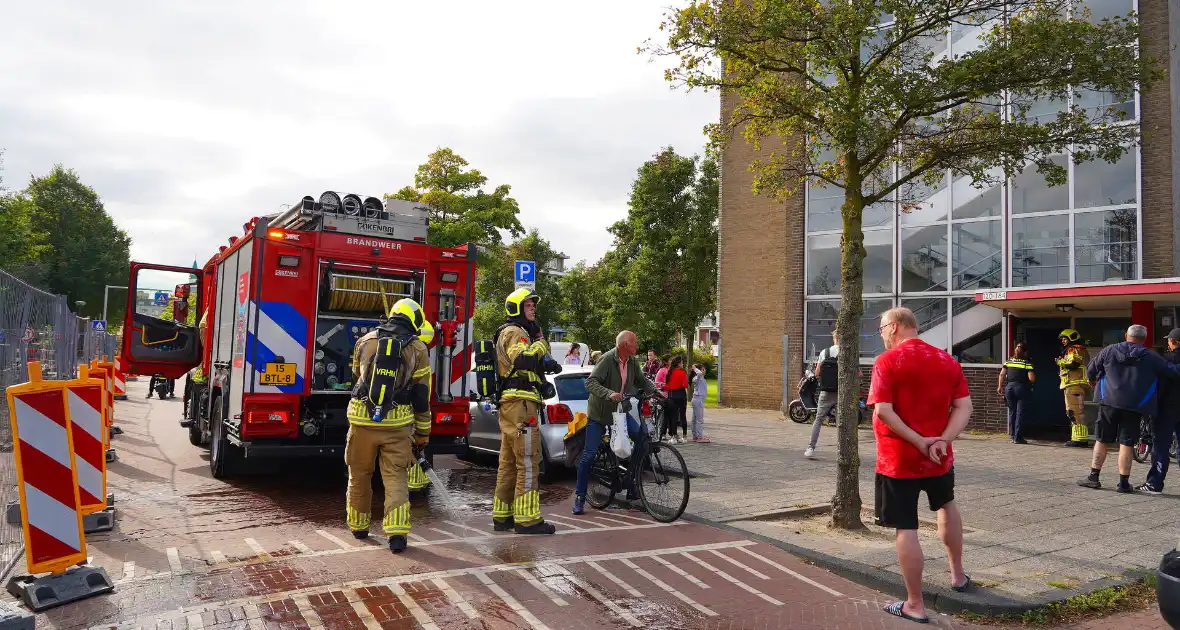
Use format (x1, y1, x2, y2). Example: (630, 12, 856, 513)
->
(514, 261, 536, 284)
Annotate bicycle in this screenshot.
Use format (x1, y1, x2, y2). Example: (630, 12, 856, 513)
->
(638, 392, 668, 442)
(585, 399, 690, 523)
(1133, 417, 1180, 464)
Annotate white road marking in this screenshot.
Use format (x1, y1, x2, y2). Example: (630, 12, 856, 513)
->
(291, 595, 324, 629)
(475, 572, 550, 630)
(342, 589, 383, 630)
(681, 552, 783, 606)
(565, 516, 607, 528)
(95, 540, 753, 628)
(432, 577, 479, 620)
(186, 613, 204, 629)
(390, 582, 440, 630)
(707, 549, 770, 580)
(586, 515, 632, 527)
(543, 515, 585, 530)
(289, 540, 314, 555)
(245, 538, 271, 561)
(116, 521, 686, 584)
(442, 520, 486, 536)
(121, 561, 135, 580)
(650, 554, 709, 589)
(209, 551, 227, 564)
(408, 532, 428, 543)
(587, 560, 642, 598)
(733, 546, 844, 597)
(315, 529, 354, 550)
(515, 568, 568, 606)
(550, 564, 642, 627)
(599, 511, 649, 524)
(620, 558, 717, 617)
(166, 547, 184, 574)
(428, 527, 461, 539)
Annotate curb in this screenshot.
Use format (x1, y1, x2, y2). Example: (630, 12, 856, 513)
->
(681, 510, 1151, 617)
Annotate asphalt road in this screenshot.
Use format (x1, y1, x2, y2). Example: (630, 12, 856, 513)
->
(22, 381, 1011, 629)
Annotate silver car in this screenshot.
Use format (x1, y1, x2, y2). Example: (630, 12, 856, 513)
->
(466, 365, 593, 479)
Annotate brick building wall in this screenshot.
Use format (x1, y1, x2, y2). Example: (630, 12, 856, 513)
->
(852, 366, 1007, 433)
(1140, 1, 1176, 279)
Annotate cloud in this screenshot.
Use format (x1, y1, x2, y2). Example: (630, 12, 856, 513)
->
(0, 0, 716, 271)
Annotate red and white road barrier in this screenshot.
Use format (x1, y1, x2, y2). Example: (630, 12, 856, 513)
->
(67, 366, 108, 516)
(112, 356, 128, 401)
(5, 361, 87, 575)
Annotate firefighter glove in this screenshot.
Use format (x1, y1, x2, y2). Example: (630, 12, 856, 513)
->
(413, 433, 430, 448)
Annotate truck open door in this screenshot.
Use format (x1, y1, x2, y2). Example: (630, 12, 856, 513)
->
(120, 262, 204, 379)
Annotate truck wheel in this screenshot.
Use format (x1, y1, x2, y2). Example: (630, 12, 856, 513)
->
(210, 399, 244, 479)
(188, 422, 203, 447)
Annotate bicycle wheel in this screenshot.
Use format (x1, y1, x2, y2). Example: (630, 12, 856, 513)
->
(637, 442, 690, 523)
(1133, 418, 1153, 464)
(586, 446, 618, 510)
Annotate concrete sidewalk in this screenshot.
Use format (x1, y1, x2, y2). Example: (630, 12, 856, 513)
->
(674, 408, 1178, 607)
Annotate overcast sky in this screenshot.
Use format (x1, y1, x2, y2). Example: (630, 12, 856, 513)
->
(0, 1, 716, 269)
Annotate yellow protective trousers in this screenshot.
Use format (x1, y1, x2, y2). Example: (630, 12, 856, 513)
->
(493, 398, 544, 526)
(345, 423, 413, 536)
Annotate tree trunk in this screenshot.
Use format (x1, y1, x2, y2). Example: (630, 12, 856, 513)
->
(831, 168, 866, 531)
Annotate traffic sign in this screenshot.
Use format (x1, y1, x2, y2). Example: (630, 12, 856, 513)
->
(92, 320, 107, 333)
(154, 291, 169, 306)
(515, 260, 536, 284)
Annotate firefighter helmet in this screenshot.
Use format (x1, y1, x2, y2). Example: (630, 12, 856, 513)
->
(505, 288, 540, 318)
(418, 320, 435, 345)
(1059, 329, 1082, 343)
(389, 298, 425, 329)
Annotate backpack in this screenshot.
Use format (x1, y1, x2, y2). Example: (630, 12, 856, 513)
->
(473, 339, 499, 402)
(353, 325, 416, 420)
(818, 347, 839, 392)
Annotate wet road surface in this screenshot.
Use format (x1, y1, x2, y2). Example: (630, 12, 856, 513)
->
(32, 381, 987, 629)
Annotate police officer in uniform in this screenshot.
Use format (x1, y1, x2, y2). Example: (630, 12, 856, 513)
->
(998, 343, 1035, 444)
(492, 288, 558, 534)
(1056, 329, 1092, 447)
(345, 298, 433, 553)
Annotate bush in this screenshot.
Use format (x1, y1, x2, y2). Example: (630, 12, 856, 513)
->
(669, 346, 717, 377)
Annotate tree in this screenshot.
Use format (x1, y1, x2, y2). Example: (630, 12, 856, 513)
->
(651, 0, 1155, 529)
(0, 193, 48, 283)
(388, 148, 525, 248)
(473, 230, 564, 341)
(556, 262, 615, 351)
(611, 148, 720, 369)
(24, 165, 132, 319)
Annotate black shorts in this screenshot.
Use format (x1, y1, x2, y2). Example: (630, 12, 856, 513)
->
(874, 469, 955, 530)
(1095, 406, 1142, 446)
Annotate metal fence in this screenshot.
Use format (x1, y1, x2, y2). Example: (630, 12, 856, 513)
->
(0, 268, 117, 579)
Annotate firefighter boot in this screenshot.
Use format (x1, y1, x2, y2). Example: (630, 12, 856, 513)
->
(514, 521, 557, 535)
(389, 536, 407, 553)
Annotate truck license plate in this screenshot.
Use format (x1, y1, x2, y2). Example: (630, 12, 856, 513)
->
(260, 362, 297, 386)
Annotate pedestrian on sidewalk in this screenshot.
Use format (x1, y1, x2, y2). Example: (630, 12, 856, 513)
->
(1080, 324, 1180, 493)
(643, 350, 663, 380)
(690, 363, 712, 443)
(664, 356, 690, 443)
(1139, 328, 1180, 494)
(998, 343, 1035, 444)
(806, 331, 840, 459)
(868, 307, 973, 625)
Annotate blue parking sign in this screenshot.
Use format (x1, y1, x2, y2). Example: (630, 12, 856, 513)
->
(515, 261, 536, 284)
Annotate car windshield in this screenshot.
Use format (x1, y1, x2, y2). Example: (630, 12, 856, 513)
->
(554, 374, 590, 401)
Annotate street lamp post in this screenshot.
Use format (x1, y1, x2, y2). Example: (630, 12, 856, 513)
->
(102, 285, 128, 326)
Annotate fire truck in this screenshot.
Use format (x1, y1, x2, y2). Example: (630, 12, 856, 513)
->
(118, 192, 475, 478)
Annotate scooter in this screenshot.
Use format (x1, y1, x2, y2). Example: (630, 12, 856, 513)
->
(147, 374, 173, 400)
(787, 369, 868, 425)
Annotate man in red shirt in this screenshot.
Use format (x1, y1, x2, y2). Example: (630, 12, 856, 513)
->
(868, 307, 973, 624)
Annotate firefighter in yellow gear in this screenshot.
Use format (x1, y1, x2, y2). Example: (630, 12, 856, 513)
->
(344, 298, 433, 553)
(492, 288, 557, 535)
(1056, 329, 1092, 447)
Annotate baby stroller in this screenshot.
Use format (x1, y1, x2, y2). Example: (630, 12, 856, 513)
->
(787, 369, 868, 425)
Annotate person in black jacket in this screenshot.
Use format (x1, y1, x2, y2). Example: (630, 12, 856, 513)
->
(1079, 325, 1180, 493)
(1139, 329, 1180, 494)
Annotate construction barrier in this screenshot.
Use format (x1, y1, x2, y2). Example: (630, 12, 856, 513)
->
(67, 366, 114, 533)
(4, 361, 114, 611)
(112, 356, 127, 401)
(90, 358, 120, 437)
(83, 366, 117, 464)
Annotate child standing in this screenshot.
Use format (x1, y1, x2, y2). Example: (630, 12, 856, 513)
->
(691, 364, 711, 443)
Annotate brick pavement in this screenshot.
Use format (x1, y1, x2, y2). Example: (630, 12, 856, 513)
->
(678, 407, 1180, 607)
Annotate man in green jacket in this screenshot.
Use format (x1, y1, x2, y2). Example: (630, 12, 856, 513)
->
(574, 330, 662, 515)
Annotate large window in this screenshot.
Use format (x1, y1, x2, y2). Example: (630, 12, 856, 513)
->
(804, 298, 894, 361)
(1075, 151, 1136, 208)
(1012, 215, 1070, 286)
(1011, 156, 1069, 214)
(952, 297, 1002, 364)
(901, 224, 948, 292)
(952, 221, 1002, 290)
(807, 230, 893, 295)
(1075, 209, 1137, 282)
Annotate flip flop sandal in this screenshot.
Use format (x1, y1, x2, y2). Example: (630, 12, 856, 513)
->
(951, 575, 973, 593)
(883, 602, 929, 624)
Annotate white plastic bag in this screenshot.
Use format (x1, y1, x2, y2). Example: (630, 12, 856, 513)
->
(610, 405, 632, 459)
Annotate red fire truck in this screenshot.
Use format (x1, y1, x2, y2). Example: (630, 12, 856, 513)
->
(118, 192, 476, 478)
